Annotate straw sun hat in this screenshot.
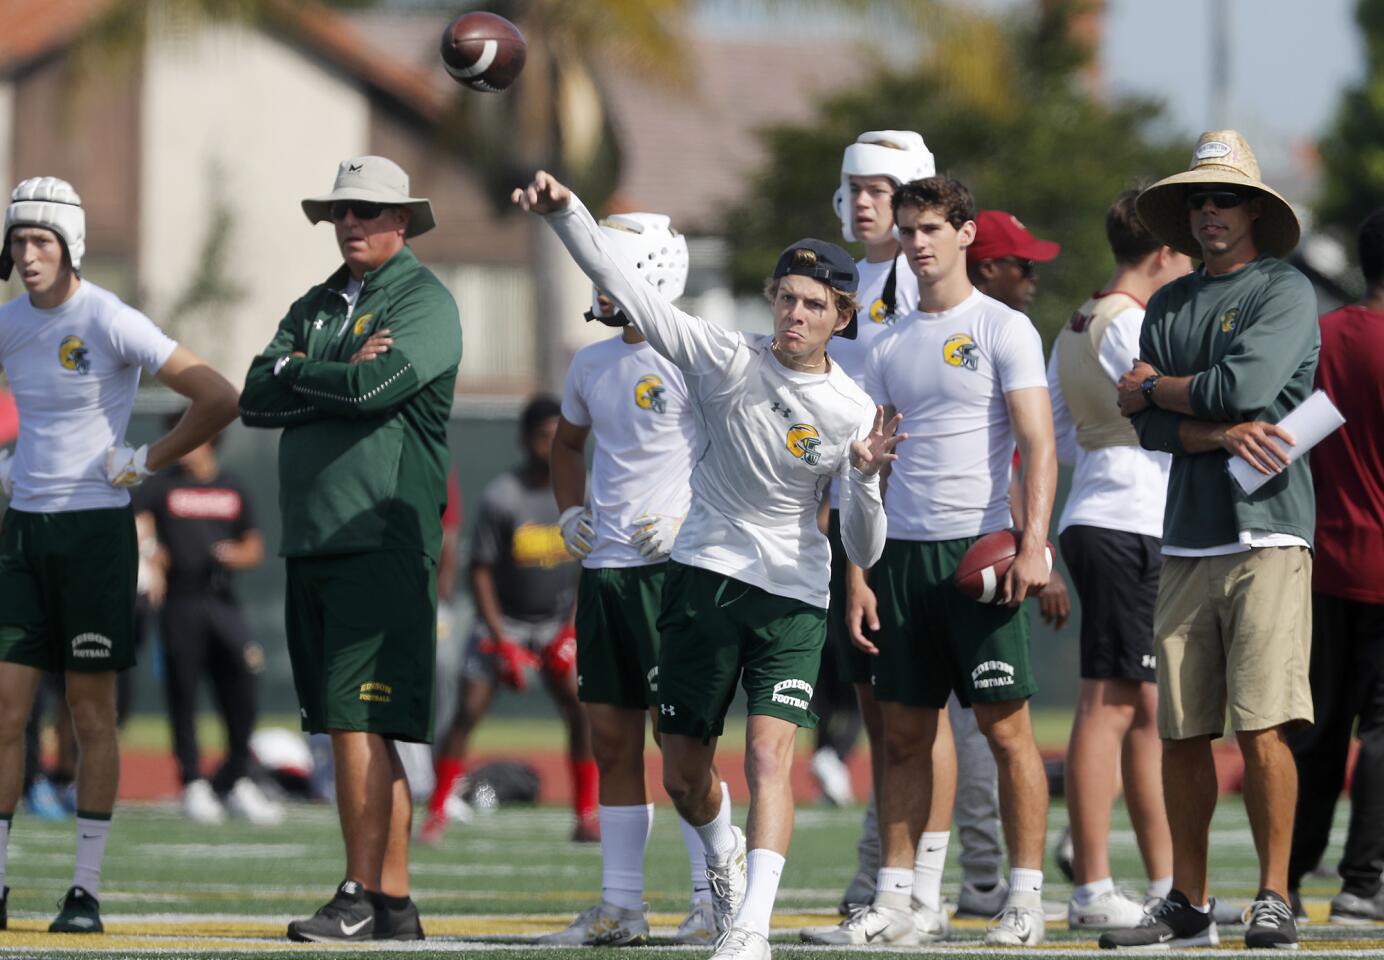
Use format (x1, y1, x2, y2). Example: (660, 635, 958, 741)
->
(1135, 130, 1300, 260)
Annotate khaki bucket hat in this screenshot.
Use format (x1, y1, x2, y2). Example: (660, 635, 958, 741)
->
(1136, 130, 1300, 259)
(301, 156, 435, 238)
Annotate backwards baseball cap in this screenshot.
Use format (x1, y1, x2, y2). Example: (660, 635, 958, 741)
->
(966, 210, 1061, 265)
(772, 238, 861, 339)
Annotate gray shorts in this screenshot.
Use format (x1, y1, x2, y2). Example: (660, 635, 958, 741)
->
(461, 616, 566, 687)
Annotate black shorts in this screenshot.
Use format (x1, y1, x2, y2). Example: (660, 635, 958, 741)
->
(1059, 525, 1160, 683)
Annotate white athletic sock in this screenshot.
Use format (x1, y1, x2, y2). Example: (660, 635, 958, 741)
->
(875, 866, 913, 910)
(1075, 877, 1114, 906)
(599, 803, 653, 912)
(1147, 875, 1173, 900)
(913, 831, 949, 912)
(0, 815, 10, 892)
(1009, 867, 1044, 898)
(693, 783, 736, 862)
(73, 814, 112, 898)
(734, 848, 785, 937)
(682, 782, 727, 901)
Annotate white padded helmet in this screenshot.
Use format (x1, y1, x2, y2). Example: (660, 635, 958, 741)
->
(833, 131, 936, 242)
(589, 212, 690, 323)
(1, 176, 86, 281)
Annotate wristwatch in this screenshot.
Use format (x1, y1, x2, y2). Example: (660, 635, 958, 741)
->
(1140, 374, 1161, 406)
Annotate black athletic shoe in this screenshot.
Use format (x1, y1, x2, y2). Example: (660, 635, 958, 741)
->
(286, 880, 377, 943)
(48, 886, 103, 934)
(1099, 889, 1218, 949)
(1, 885, 8, 930)
(1245, 891, 1298, 950)
(372, 892, 425, 940)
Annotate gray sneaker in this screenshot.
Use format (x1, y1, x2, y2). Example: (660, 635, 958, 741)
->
(1329, 888, 1384, 926)
(535, 901, 648, 946)
(956, 878, 1009, 918)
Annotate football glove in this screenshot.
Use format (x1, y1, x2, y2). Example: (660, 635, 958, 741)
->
(631, 513, 683, 561)
(478, 636, 540, 691)
(558, 505, 595, 559)
(0, 449, 12, 498)
(542, 623, 577, 680)
(106, 444, 153, 488)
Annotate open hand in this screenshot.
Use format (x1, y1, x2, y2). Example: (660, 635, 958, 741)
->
(511, 170, 573, 215)
(1220, 421, 1295, 475)
(850, 406, 906, 477)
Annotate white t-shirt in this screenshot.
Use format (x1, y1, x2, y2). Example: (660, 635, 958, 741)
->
(864, 288, 1048, 541)
(561, 334, 696, 569)
(0, 282, 178, 512)
(1047, 305, 1170, 538)
(547, 198, 886, 608)
(827, 252, 918, 509)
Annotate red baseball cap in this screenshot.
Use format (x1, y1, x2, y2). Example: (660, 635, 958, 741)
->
(967, 210, 1061, 264)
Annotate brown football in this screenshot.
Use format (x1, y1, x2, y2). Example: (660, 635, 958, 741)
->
(440, 11, 527, 93)
(954, 529, 1054, 604)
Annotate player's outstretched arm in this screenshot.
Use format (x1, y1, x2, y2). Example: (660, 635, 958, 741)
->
(147, 347, 239, 470)
(512, 171, 736, 375)
(840, 406, 902, 570)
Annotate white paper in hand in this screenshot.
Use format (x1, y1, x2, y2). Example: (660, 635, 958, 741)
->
(1228, 390, 1345, 495)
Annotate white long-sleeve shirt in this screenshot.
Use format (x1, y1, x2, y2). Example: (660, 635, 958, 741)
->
(545, 198, 885, 608)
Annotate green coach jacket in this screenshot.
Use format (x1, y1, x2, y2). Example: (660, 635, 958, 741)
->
(1132, 256, 1318, 550)
(238, 246, 461, 562)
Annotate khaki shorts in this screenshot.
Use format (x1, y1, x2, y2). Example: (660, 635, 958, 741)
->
(1154, 547, 1312, 739)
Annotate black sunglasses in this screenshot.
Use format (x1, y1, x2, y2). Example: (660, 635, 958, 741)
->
(330, 200, 389, 221)
(999, 257, 1037, 279)
(1185, 189, 1249, 211)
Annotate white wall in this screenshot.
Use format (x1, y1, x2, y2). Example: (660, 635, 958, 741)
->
(139, 23, 370, 379)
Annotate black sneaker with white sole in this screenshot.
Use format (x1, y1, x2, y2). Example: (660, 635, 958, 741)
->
(48, 886, 103, 933)
(372, 891, 425, 940)
(1099, 889, 1218, 949)
(286, 880, 377, 942)
(1244, 890, 1299, 950)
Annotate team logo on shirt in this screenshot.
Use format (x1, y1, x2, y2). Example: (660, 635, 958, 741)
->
(512, 522, 573, 569)
(868, 298, 896, 325)
(786, 423, 822, 466)
(634, 374, 667, 413)
(1218, 307, 1239, 333)
(943, 333, 980, 371)
(352, 312, 375, 336)
(58, 336, 91, 374)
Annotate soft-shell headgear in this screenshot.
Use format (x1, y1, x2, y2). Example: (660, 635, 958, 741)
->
(834, 131, 936, 243)
(1, 177, 85, 281)
(587, 212, 689, 326)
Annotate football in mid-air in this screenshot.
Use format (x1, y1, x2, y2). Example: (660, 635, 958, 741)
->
(954, 529, 1053, 604)
(440, 11, 527, 93)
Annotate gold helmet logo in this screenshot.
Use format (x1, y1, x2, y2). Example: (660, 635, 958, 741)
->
(634, 374, 667, 413)
(352, 312, 374, 337)
(59, 336, 90, 374)
(786, 423, 822, 466)
(1219, 307, 1239, 333)
(943, 333, 980, 371)
(869, 298, 891, 324)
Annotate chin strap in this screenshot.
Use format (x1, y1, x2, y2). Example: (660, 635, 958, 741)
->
(583, 308, 631, 328)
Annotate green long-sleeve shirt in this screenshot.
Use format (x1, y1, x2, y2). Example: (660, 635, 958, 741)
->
(1132, 256, 1318, 549)
(239, 246, 462, 560)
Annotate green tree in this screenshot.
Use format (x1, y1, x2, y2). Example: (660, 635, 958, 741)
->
(1316, 0, 1384, 236)
(723, 1, 1186, 344)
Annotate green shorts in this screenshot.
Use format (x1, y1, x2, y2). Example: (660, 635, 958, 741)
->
(827, 510, 873, 685)
(0, 507, 137, 673)
(871, 536, 1035, 708)
(286, 551, 437, 743)
(656, 561, 826, 742)
(575, 564, 665, 709)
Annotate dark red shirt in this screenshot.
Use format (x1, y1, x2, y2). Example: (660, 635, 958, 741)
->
(1311, 304, 1384, 603)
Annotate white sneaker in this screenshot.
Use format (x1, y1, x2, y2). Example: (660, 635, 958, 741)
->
(956, 878, 1008, 917)
(986, 896, 1046, 946)
(225, 777, 285, 826)
(711, 924, 770, 960)
(182, 779, 225, 824)
(800, 903, 919, 945)
(673, 898, 717, 945)
(838, 869, 876, 914)
(911, 899, 951, 941)
(1068, 887, 1149, 930)
(705, 825, 747, 934)
(444, 792, 474, 824)
(810, 747, 854, 806)
(535, 901, 648, 945)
